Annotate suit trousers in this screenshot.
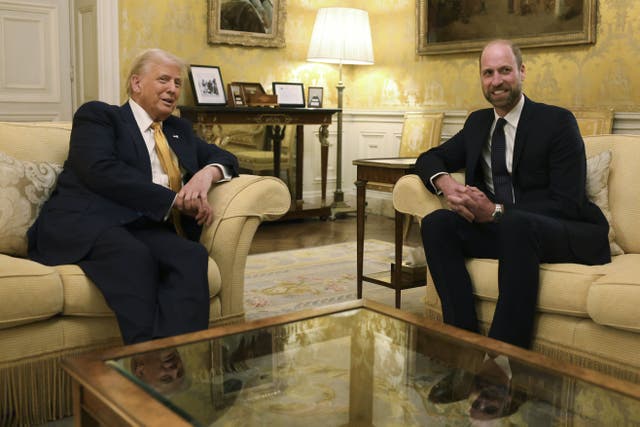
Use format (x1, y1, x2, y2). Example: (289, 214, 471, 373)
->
(421, 208, 574, 348)
(78, 221, 210, 344)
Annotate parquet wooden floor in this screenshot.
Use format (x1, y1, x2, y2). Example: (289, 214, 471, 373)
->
(250, 213, 396, 254)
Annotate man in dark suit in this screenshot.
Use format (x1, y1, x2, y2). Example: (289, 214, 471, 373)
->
(415, 40, 610, 416)
(28, 49, 239, 345)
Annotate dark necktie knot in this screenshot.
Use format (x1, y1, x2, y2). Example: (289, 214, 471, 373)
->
(491, 117, 513, 203)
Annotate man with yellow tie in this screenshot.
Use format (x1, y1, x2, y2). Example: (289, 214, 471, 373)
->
(27, 49, 239, 344)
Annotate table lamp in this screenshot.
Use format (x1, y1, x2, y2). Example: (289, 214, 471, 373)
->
(307, 7, 374, 215)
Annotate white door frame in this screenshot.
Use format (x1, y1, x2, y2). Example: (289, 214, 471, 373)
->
(94, 0, 119, 105)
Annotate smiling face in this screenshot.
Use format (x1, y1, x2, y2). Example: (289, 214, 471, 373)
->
(480, 41, 525, 117)
(130, 59, 183, 122)
(133, 349, 186, 394)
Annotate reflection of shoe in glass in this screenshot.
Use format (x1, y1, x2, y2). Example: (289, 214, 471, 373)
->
(428, 369, 474, 404)
(468, 359, 526, 420)
(469, 384, 527, 420)
(223, 378, 243, 394)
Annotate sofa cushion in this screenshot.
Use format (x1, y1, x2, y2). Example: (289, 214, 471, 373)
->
(0, 254, 63, 330)
(584, 135, 640, 253)
(55, 264, 113, 317)
(586, 150, 623, 255)
(0, 121, 71, 164)
(425, 258, 608, 318)
(587, 254, 640, 333)
(0, 151, 62, 256)
(57, 257, 222, 317)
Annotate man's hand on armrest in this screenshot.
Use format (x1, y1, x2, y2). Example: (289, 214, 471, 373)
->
(175, 167, 223, 226)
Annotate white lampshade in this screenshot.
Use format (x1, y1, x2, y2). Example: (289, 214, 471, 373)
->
(307, 8, 374, 65)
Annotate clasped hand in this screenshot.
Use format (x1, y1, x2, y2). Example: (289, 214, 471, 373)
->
(174, 167, 222, 226)
(435, 175, 495, 223)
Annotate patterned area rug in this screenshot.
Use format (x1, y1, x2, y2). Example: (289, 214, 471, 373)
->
(244, 240, 427, 320)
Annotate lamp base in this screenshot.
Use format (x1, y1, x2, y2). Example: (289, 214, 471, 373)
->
(330, 204, 356, 220)
(330, 194, 356, 219)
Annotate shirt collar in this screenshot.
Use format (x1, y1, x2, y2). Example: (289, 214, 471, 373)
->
(494, 94, 525, 129)
(128, 98, 155, 133)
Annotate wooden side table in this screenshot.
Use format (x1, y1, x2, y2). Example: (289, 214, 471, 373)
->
(179, 106, 340, 220)
(353, 158, 425, 308)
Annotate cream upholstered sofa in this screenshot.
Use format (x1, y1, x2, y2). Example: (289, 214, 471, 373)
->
(393, 134, 640, 384)
(0, 121, 291, 425)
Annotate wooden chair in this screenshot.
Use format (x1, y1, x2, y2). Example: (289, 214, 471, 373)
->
(212, 124, 294, 183)
(570, 107, 614, 136)
(368, 112, 444, 246)
(368, 112, 444, 193)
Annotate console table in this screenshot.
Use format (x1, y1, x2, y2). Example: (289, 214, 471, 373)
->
(179, 106, 340, 220)
(353, 158, 425, 308)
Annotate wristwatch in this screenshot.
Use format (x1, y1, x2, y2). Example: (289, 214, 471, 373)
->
(492, 204, 504, 223)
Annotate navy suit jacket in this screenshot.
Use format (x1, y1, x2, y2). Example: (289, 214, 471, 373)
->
(28, 101, 239, 265)
(414, 97, 610, 265)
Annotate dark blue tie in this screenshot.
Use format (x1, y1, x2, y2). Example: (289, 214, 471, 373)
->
(491, 118, 513, 203)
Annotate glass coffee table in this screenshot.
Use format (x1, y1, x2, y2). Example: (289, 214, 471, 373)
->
(62, 300, 640, 426)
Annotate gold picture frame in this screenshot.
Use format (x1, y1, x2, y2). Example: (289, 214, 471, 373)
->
(208, 0, 286, 48)
(417, 0, 596, 55)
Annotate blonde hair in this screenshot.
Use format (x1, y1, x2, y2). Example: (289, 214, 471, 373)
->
(126, 48, 186, 96)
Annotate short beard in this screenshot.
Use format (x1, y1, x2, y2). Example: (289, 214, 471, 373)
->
(484, 84, 522, 111)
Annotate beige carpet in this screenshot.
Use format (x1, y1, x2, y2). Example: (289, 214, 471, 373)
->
(243, 239, 427, 320)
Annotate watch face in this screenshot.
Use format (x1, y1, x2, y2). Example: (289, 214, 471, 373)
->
(492, 205, 503, 221)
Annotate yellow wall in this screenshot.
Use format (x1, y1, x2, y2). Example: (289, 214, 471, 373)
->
(119, 0, 640, 112)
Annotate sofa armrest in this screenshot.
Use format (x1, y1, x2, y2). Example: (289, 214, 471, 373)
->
(392, 174, 444, 219)
(200, 174, 291, 322)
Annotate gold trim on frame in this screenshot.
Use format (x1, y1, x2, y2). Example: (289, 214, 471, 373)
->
(417, 0, 596, 55)
(208, 0, 286, 48)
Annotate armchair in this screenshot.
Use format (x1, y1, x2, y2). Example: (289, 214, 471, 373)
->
(393, 134, 640, 384)
(0, 121, 291, 425)
(211, 123, 295, 184)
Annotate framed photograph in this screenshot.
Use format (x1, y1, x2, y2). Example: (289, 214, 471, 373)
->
(189, 65, 227, 105)
(227, 83, 245, 107)
(307, 86, 323, 108)
(272, 82, 305, 108)
(417, 0, 597, 55)
(208, 0, 287, 48)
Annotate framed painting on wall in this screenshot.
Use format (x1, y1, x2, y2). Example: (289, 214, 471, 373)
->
(208, 0, 286, 48)
(417, 0, 597, 55)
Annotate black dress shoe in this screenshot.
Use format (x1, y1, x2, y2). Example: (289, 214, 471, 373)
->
(469, 383, 526, 420)
(428, 369, 474, 404)
(468, 359, 526, 420)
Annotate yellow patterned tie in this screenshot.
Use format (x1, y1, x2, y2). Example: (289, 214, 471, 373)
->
(151, 122, 184, 236)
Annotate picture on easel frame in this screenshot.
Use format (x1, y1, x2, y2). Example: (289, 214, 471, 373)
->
(227, 83, 245, 107)
(189, 65, 227, 105)
(272, 82, 305, 107)
(307, 86, 323, 108)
